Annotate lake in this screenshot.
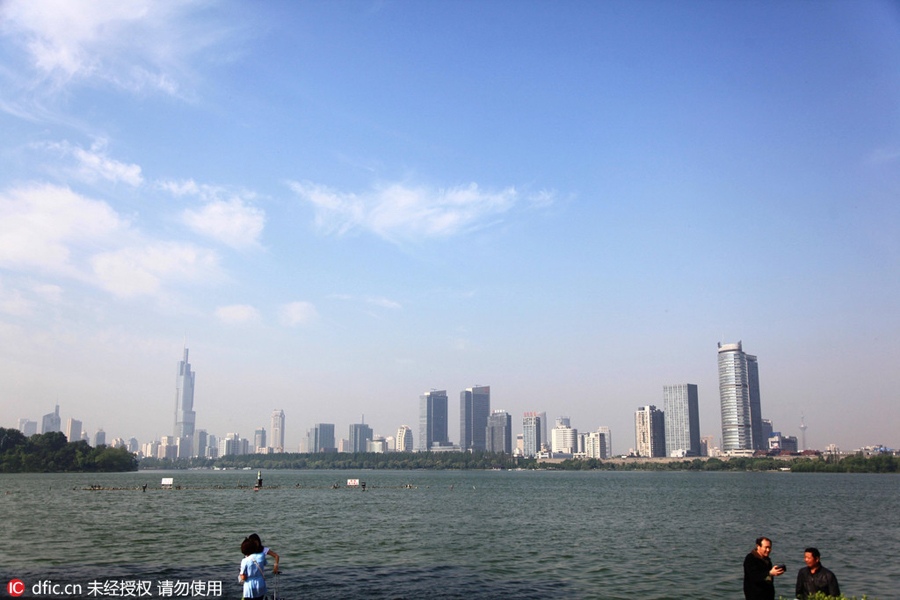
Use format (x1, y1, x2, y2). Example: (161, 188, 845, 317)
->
(1, 469, 897, 599)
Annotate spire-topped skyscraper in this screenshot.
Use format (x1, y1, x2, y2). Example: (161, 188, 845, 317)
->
(174, 347, 196, 448)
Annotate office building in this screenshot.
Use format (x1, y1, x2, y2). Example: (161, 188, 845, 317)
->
(584, 429, 609, 459)
(634, 405, 665, 458)
(17, 419, 37, 437)
(522, 412, 542, 458)
(396, 425, 413, 452)
(254, 428, 266, 452)
(65, 418, 82, 443)
(663, 384, 701, 457)
(597, 426, 613, 458)
(459, 385, 490, 452)
(271, 409, 285, 453)
(485, 410, 512, 454)
(718, 341, 764, 451)
(551, 417, 578, 454)
(419, 389, 449, 451)
(42, 405, 61, 434)
(94, 429, 106, 447)
(308, 423, 336, 453)
(349, 423, 373, 453)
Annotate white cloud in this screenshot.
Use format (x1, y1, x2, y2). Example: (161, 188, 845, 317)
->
(366, 296, 402, 310)
(182, 197, 265, 249)
(0, 0, 229, 97)
(0, 183, 128, 275)
(288, 180, 520, 242)
(91, 242, 221, 298)
(43, 140, 143, 186)
(215, 304, 260, 325)
(279, 301, 318, 327)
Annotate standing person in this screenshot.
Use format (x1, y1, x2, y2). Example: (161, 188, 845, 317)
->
(796, 547, 840, 599)
(248, 532, 280, 574)
(239, 537, 267, 600)
(743, 536, 786, 600)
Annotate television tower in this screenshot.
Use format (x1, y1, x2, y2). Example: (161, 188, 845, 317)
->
(799, 415, 808, 451)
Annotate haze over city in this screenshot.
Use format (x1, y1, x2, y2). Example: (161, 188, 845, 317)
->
(1, 1, 898, 454)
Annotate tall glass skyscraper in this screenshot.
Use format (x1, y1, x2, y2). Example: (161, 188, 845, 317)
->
(308, 423, 335, 453)
(718, 341, 764, 451)
(663, 384, 701, 457)
(460, 385, 490, 452)
(522, 412, 542, 458)
(418, 390, 448, 451)
(271, 409, 285, 452)
(486, 410, 512, 454)
(349, 422, 373, 453)
(174, 348, 196, 443)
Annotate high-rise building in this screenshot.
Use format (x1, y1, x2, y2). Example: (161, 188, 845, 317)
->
(349, 423, 373, 453)
(17, 419, 37, 437)
(584, 429, 609, 459)
(254, 428, 267, 452)
(396, 426, 413, 452)
(459, 385, 490, 452)
(42, 405, 61, 434)
(522, 412, 542, 458)
(634, 405, 665, 457)
(174, 348, 196, 453)
(551, 417, 578, 454)
(193, 430, 208, 457)
(718, 341, 764, 451)
(308, 423, 336, 453)
(271, 409, 285, 452)
(65, 418, 82, 443)
(597, 426, 613, 458)
(485, 410, 512, 454)
(663, 384, 701, 457)
(419, 390, 449, 451)
(94, 428, 106, 447)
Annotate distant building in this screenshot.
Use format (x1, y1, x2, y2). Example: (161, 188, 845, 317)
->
(663, 384, 701, 457)
(174, 348, 196, 456)
(94, 428, 106, 447)
(584, 429, 609, 459)
(419, 390, 449, 451)
(338, 438, 351, 453)
(761, 419, 774, 444)
(486, 410, 512, 454)
(271, 410, 285, 453)
(634, 405, 665, 458)
(65, 418, 82, 443)
(769, 434, 798, 453)
(551, 418, 578, 455)
(396, 425, 413, 452)
(367, 436, 387, 453)
(597, 426, 612, 457)
(308, 423, 336, 453)
(42, 405, 61, 434)
(460, 385, 490, 452)
(718, 341, 764, 451)
(522, 412, 542, 458)
(349, 423, 373, 453)
(17, 419, 37, 437)
(253, 428, 266, 452)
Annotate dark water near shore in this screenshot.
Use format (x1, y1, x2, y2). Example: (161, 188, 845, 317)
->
(1, 469, 897, 599)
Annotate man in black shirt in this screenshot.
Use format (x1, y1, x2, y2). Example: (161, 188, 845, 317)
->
(796, 547, 840, 599)
(743, 536, 786, 600)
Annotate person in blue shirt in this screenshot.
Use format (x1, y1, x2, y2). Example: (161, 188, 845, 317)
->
(239, 537, 268, 600)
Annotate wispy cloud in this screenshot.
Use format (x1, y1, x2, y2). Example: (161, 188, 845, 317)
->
(163, 179, 266, 249)
(215, 304, 260, 325)
(0, 0, 231, 101)
(366, 296, 402, 310)
(287, 180, 525, 242)
(279, 301, 319, 327)
(91, 242, 220, 298)
(41, 140, 143, 186)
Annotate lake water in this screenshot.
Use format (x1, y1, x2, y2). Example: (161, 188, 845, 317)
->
(1, 469, 897, 599)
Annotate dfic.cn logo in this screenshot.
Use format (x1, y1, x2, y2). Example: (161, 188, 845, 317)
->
(7, 579, 25, 597)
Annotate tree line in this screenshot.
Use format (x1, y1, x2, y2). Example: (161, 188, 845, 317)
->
(138, 451, 897, 473)
(0, 428, 138, 473)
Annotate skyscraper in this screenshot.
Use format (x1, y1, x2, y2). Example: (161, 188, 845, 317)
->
(349, 422, 373, 453)
(486, 410, 512, 454)
(174, 348, 196, 448)
(551, 417, 577, 454)
(460, 385, 490, 452)
(522, 412, 542, 458)
(663, 384, 701, 457)
(65, 418, 82, 443)
(17, 419, 37, 437)
(94, 428, 106, 447)
(396, 425, 413, 452)
(597, 426, 613, 458)
(254, 428, 267, 452)
(309, 423, 335, 453)
(718, 341, 764, 451)
(41, 405, 60, 434)
(271, 410, 285, 452)
(419, 389, 449, 451)
(634, 405, 665, 457)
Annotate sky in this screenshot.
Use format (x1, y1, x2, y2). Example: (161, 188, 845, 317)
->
(1, 1, 898, 455)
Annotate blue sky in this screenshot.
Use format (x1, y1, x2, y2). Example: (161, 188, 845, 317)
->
(1, 1, 898, 454)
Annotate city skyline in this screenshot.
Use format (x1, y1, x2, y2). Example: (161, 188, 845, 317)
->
(1, 2, 898, 453)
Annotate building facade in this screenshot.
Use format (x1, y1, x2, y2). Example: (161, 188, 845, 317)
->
(718, 341, 764, 451)
(634, 405, 666, 458)
(396, 425, 413, 452)
(419, 390, 449, 451)
(271, 409, 285, 453)
(663, 384, 701, 457)
(42, 405, 61, 434)
(522, 412, 542, 458)
(308, 423, 336, 453)
(65, 418, 82, 443)
(485, 410, 512, 454)
(174, 348, 196, 445)
(349, 423, 373, 453)
(459, 385, 490, 452)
